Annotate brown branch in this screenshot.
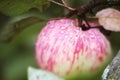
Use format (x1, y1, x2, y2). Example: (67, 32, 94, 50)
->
(102, 50, 120, 80)
(66, 0, 120, 18)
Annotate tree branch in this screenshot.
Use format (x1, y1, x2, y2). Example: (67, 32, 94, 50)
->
(66, 0, 120, 18)
(102, 50, 120, 80)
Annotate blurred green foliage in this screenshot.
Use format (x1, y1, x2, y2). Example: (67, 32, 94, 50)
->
(0, 0, 120, 80)
(0, 21, 45, 80)
(0, 0, 49, 16)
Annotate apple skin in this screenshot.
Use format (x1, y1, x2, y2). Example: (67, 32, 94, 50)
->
(35, 18, 112, 80)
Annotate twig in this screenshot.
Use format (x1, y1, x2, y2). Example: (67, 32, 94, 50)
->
(61, 0, 67, 6)
(48, 0, 65, 8)
(48, 0, 75, 11)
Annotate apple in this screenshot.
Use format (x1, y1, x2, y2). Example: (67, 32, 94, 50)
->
(35, 18, 112, 80)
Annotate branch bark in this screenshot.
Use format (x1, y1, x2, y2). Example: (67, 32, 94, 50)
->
(103, 50, 120, 80)
(65, 0, 120, 18)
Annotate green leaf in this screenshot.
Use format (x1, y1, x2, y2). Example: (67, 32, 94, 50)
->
(28, 67, 64, 80)
(0, 0, 50, 16)
(0, 16, 46, 42)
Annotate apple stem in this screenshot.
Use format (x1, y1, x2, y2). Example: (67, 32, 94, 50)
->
(83, 17, 91, 29)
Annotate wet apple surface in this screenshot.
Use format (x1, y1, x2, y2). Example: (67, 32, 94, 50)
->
(35, 18, 112, 80)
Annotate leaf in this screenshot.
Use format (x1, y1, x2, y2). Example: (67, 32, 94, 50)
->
(28, 67, 64, 80)
(96, 8, 120, 32)
(0, 0, 50, 16)
(0, 16, 45, 42)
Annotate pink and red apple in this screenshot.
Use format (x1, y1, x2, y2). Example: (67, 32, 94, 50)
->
(35, 18, 112, 80)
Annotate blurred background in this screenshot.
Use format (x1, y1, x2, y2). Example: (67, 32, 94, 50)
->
(0, 0, 120, 80)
